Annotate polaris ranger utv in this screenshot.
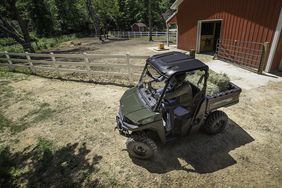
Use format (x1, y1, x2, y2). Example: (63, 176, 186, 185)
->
(116, 52, 241, 159)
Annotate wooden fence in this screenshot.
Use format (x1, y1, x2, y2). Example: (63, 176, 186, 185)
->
(110, 31, 177, 39)
(0, 51, 150, 85)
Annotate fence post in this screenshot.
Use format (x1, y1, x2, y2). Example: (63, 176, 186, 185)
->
(25, 52, 35, 74)
(126, 53, 133, 85)
(258, 42, 270, 74)
(50, 52, 60, 78)
(83, 52, 92, 81)
(4, 51, 14, 71)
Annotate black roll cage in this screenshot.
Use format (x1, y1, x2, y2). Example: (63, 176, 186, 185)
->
(138, 62, 209, 112)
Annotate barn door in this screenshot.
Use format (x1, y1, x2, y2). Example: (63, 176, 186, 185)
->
(197, 20, 222, 54)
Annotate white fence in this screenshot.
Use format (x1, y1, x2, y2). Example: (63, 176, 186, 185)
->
(110, 31, 177, 39)
(0, 51, 150, 85)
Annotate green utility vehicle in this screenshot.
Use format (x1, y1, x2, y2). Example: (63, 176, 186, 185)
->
(116, 52, 241, 159)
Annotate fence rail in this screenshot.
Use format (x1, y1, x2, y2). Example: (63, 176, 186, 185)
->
(0, 51, 150, 85)
(110, 31, 177, 39)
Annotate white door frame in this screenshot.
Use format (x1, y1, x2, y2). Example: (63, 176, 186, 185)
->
(265, 8, 282, 72)
(196, 19, 223, 53)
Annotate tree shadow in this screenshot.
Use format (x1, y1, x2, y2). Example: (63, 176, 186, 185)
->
(0, 142, 102, 187)
(131, 119, 254, 174)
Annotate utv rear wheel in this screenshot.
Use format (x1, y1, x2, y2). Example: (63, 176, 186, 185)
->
(126, 134, 157, 159)
(203, 111, 228, 135)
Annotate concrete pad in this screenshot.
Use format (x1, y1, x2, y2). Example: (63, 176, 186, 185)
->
(207, 60, 282, 90)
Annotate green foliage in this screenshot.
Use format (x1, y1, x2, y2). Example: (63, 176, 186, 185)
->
(29, 0, 54, 36)
(55, 0, 88, 34)
(32, 34, 77, 51)
(1, 0, 174, 51)
(0, 34, 77, 53)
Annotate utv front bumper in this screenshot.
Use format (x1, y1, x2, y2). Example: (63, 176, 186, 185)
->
(116, 112, 138, 135)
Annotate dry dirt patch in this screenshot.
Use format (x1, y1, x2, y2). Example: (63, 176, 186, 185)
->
(0, 72, 282, 187)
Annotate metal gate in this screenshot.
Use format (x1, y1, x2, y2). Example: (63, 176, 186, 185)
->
(215, 39, 269, 73)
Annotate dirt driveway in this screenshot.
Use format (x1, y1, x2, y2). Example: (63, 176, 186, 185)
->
(0, 69, 282, 187)
(51, 37, 160, 56)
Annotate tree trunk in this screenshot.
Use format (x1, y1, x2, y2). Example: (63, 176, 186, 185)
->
(86, 0, 104, 42)
(148, 0, 153, 41)
(8, 0, 35, 52)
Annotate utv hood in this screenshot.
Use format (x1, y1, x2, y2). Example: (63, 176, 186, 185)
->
(120, 87, 161, 124)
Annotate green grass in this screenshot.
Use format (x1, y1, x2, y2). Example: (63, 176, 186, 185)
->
(37, 137, 55, 155)
(0, 69, 30, 81)
(0, 84, 14, 98)
(33, 34, 77, 52)
(32, 104, 56, 123)
(19, 102, 56, 124)
(0, 102, 56, 134)
(0, 114, 13, 131)
(0, 34, 78, 53)
(133, 35, 177, 43)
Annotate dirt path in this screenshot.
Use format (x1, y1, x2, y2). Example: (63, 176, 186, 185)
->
(51, 37, 160, 56)
(0, 71, 281, 187)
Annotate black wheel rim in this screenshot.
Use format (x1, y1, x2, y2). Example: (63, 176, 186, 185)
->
(132, 142, 151, 157)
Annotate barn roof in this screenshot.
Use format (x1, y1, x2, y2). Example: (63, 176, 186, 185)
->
(162, 9, 177, 23)
(171, 0, 184, 9)
(132, 23, 147, 28)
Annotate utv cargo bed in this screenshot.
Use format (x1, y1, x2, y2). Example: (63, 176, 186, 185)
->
(206, 82, 242, 111)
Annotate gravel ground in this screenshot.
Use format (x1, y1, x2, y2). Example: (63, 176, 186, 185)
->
(1, 38, 281, 187)
(0, 71, 281, 187)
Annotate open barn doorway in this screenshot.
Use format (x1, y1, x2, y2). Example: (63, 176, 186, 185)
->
(196, 20, 222, 54)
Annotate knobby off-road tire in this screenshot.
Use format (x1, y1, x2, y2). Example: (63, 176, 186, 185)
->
(203, 111, 228, 135)
(126, 134, 157, 160)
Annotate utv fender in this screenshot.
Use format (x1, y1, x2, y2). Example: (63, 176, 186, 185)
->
(131, 121, 166, 143)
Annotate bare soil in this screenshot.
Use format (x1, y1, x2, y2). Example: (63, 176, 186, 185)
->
(51, 37, 160, 56)
(0, 70, 282, 187)
(1, 38, 282, 187)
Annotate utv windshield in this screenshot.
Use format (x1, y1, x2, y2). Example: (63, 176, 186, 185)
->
(138, 64, 167, 109)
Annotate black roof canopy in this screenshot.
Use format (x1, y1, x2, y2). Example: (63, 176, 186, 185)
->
(147, 52, 208, 77)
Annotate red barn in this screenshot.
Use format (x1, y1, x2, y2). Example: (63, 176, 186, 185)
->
(168, 0, 282, 72)
(131, 23, 147, 32)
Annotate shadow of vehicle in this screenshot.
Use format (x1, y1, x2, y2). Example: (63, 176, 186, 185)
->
(0, 142, 102, 187)
(131, 119, 254, 174)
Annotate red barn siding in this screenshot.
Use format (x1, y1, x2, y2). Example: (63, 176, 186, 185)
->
(176, 0, 282, 70)
(168, 15, 177, 24)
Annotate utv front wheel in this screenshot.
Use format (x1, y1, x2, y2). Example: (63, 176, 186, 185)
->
(203, 111, 228, 135)
(126, 134, 157, 159)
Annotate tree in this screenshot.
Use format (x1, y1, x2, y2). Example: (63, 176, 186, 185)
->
(29, 0, 54, 36)
(55, 0, 88, 34)
(86, 0, 100, 37)
(0, 0, 35, 52)
(148, 0, 152, 41)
